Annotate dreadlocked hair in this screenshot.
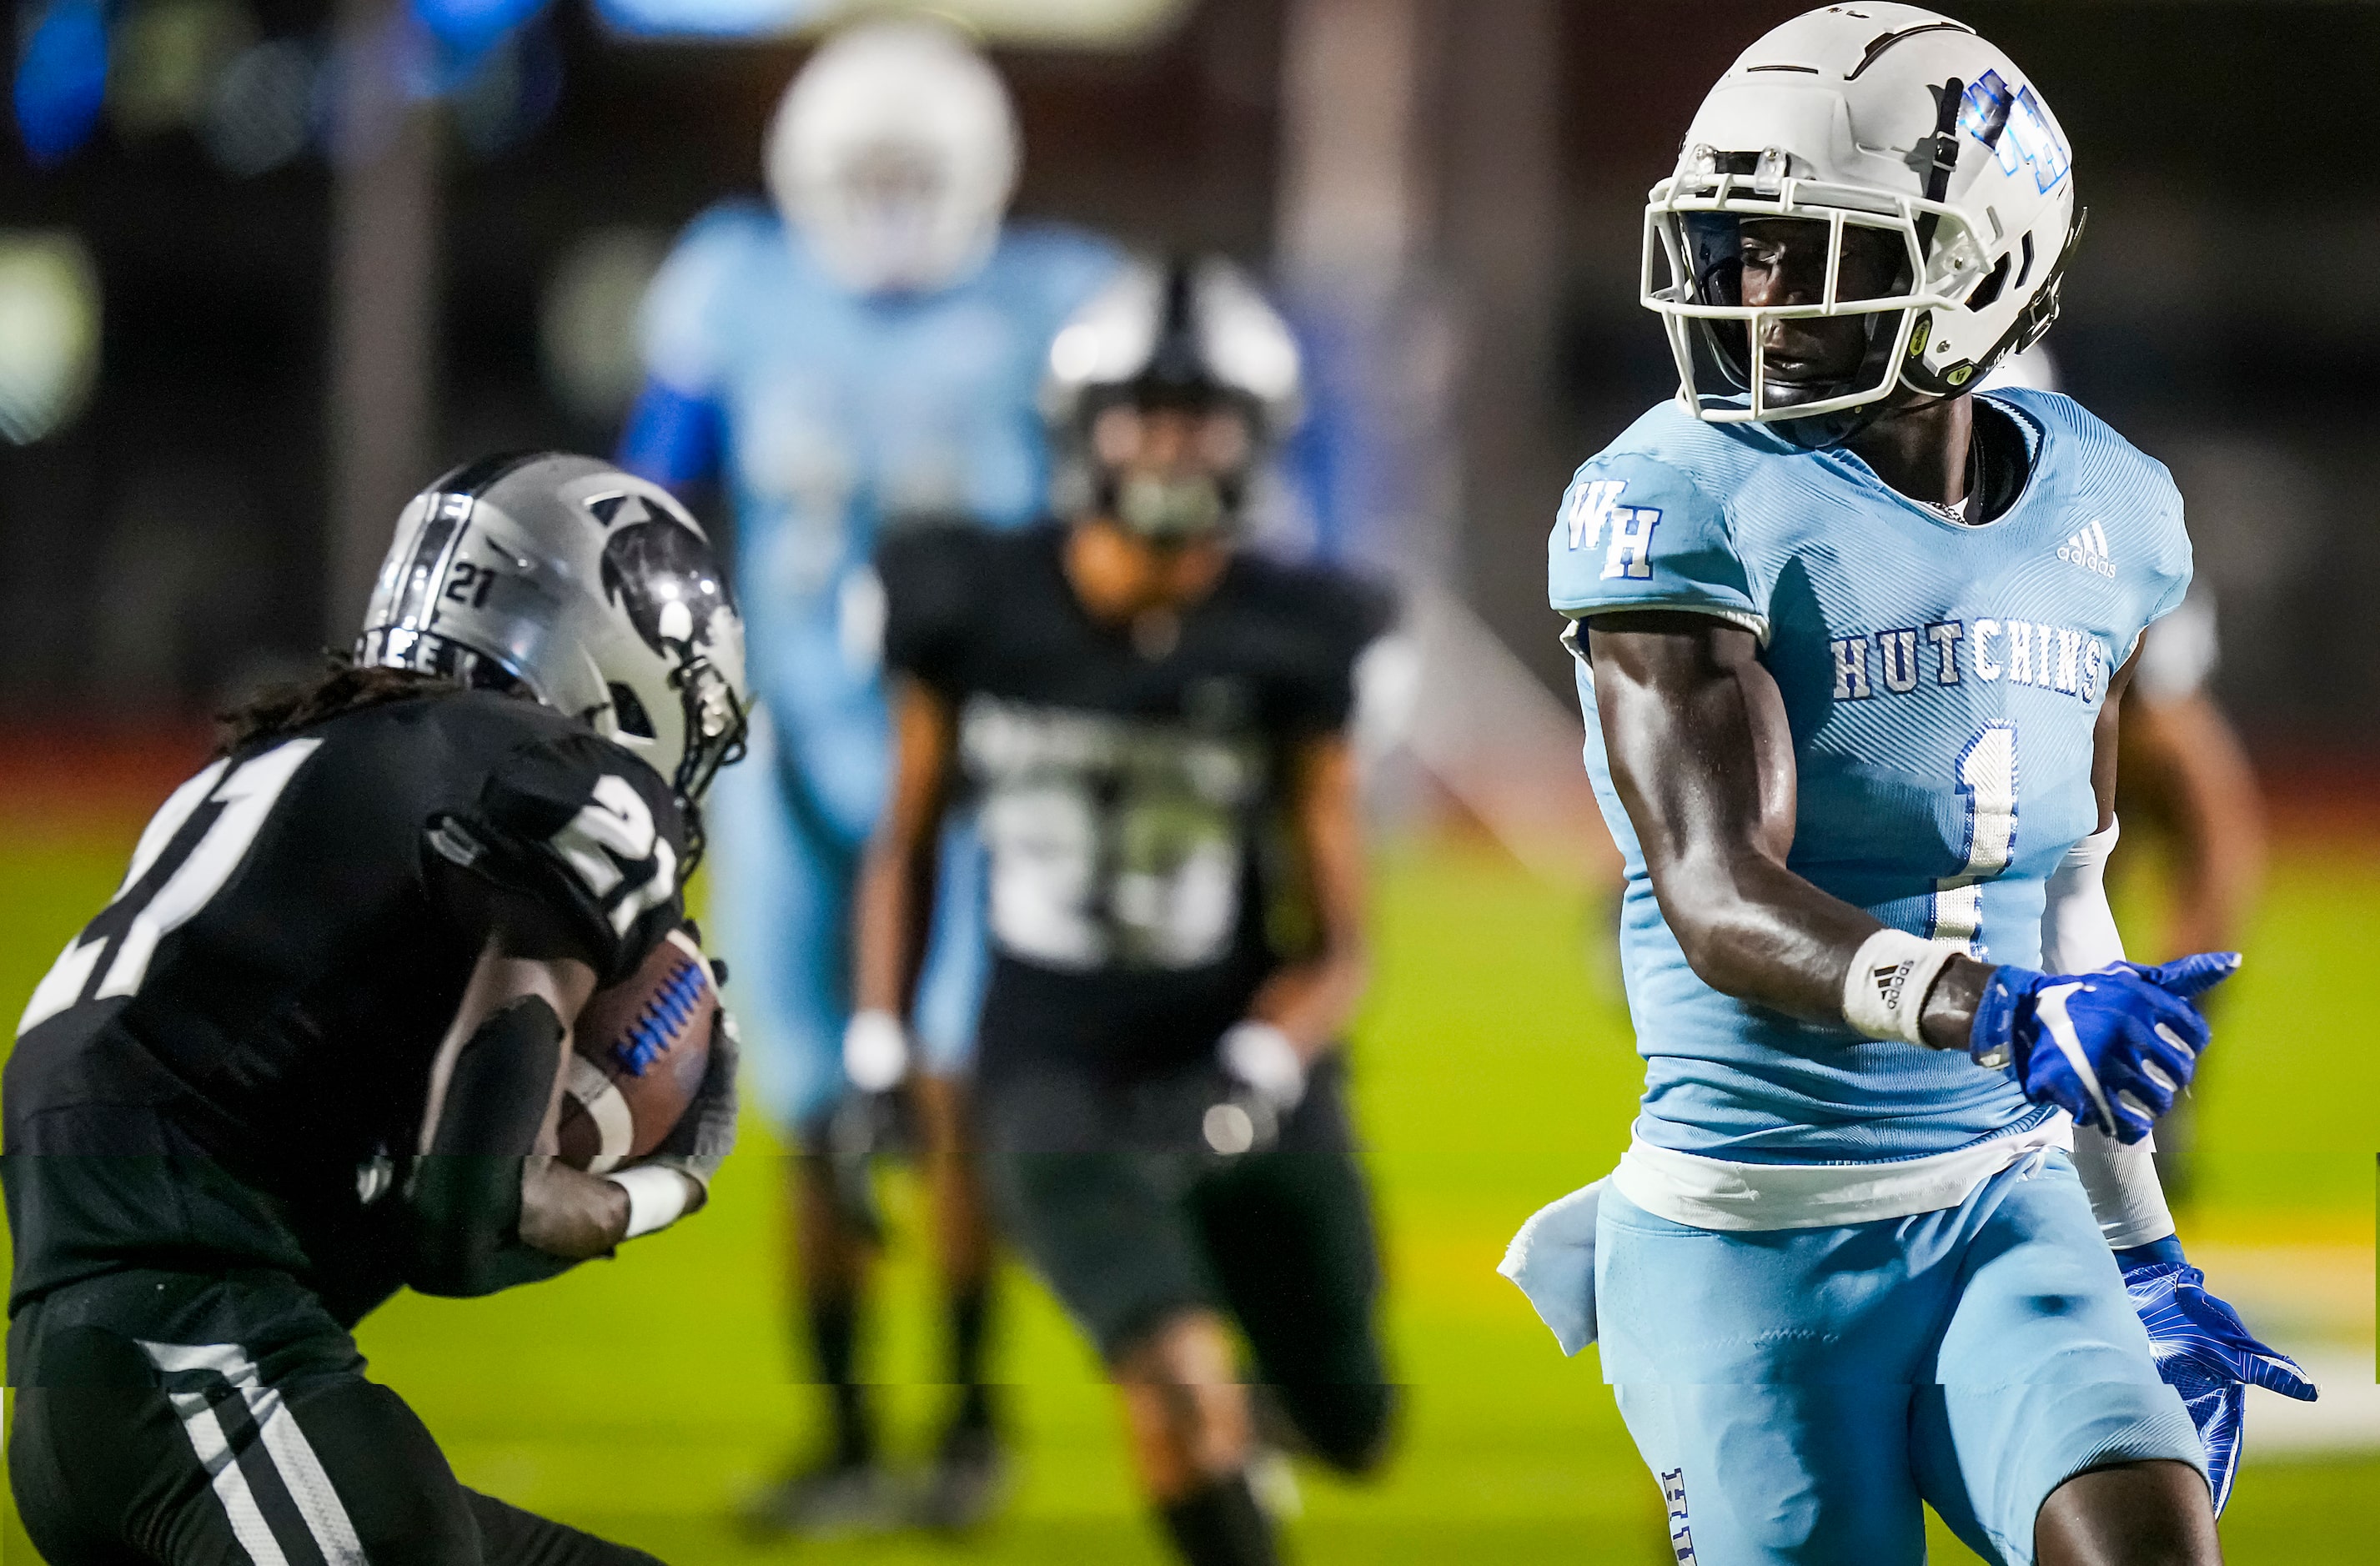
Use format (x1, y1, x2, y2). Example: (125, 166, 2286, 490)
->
(215, 660, 462, 755)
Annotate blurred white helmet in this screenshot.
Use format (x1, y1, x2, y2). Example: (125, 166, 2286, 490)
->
(766, 18, 1020, 295)
(1643, 3, 2081, 439)
(1042, 255, 1304, 541)
(357, 454, 750, 815)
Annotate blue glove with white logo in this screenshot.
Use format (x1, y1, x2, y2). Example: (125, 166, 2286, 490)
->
(2116, 1236, 2317, 1515)
(1967, 953, 2237, 1143)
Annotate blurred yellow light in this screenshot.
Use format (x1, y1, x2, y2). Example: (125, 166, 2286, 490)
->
(540, 228, 670, 424)
(0, 231, 102, 447)
(876, 0, 1192, 47)
(110, 0, 255, 139)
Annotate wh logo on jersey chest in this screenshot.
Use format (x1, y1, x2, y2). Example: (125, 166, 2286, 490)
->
(1560, 477, 1663, 581)
(2056, 519, 2115, 579)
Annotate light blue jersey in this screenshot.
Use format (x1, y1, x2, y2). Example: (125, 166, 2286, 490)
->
(626, 202, 1122, 844)
(1549, 389, 2190, 1163)
(620, 203, 1120, 1127)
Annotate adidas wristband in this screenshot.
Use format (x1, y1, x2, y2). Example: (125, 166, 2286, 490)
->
(1842, 929, 1963, 1047)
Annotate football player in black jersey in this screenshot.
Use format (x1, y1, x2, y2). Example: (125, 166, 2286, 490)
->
(851, 259, 1396, 1566)
(4, 454, 748, 1565)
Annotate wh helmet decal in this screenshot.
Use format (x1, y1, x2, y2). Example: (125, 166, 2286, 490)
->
(1641, 3, 2082, 444)
(356, 453, 751, 816)
(1960, 71, 2068, 193)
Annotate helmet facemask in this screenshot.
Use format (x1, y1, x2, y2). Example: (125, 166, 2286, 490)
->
(1645, 155, 1990, 445)
(1082, 389, 1261, 545)
(798, 133, 977, 294)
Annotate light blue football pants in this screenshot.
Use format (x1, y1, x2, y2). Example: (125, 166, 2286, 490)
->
(1594, 1152, 2204, 1566)
(706, 710, 988, 1135)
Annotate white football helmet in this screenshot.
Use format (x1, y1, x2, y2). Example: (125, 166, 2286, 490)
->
(1642, 3, 2080, 439)
(1976, 339, 2061, 394)
(1042, 256, 1304, 540)
(766, 18, 1020, 295)
(356, 454, 750, 812)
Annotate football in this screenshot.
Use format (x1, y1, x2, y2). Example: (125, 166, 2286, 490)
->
(556, 928, 717, 1172)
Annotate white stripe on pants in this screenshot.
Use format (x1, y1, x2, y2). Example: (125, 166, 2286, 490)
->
(138, 1340, 369, 1566)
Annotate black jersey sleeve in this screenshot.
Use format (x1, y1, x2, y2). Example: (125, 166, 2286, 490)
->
(878, 523, 988, 700)
(1279, 570, 1398, 738)
(424, 734, 690, 986)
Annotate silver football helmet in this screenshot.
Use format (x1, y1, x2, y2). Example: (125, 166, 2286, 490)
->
(1041, 255, 1303, 541)
(356, 453, 750, 808)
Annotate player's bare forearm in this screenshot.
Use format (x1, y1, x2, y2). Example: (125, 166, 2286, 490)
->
(853, 676, 957, 1016)
(515, 1156, 649, 1257)
(2127, 691, 2266, 954)
(1589, 613, 1955, 1033)
(1248, 734, 1371, 1057)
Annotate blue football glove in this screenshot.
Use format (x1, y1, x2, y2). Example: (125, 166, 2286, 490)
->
(2116, 1237, 2317, 1516)
(1967, 952, 2238, 1142)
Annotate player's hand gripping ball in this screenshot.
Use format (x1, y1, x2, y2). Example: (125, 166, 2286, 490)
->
(557, 928, 719, 1172)
(1967, 953, 2237, 1142)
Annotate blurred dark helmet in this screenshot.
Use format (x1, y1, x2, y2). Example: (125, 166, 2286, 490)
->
(1041, 256, 1303, 543)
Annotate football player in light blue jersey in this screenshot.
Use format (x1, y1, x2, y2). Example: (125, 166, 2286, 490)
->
(617, 17, 1122, 1535)
(1504, 8, 2315, 1563)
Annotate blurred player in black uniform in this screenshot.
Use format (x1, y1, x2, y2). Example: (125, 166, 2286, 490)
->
(850, 259, 1396, 1566)
(3, 454, 747, 1565)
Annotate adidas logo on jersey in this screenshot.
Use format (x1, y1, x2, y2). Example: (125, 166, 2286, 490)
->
(2056, 520, 2115, 579)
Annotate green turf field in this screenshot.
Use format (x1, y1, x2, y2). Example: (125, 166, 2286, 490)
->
(3, 822, 2374, 1563)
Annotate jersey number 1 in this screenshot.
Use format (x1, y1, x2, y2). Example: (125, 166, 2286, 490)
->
(14, 740, 321, 1039)
(1930, 724, 2016, 951)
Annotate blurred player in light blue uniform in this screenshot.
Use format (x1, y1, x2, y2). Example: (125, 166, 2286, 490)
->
(618, 18, 1120, 1533)
(1501, 8, 2312, 1563)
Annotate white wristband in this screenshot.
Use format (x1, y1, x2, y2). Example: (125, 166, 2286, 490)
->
(1220, 1021, 1307, 1112)
(606, 1164, 694, 1240)
(842, 1009, 910, 1093)
(1842, 929, 1963, 1047)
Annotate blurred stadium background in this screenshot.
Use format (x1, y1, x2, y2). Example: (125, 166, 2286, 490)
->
(3, 0, 2375, 1559)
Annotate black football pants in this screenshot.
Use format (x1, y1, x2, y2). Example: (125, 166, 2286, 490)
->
(981, 1055, 1398, 1476)
(8, 1268, 661, 1566)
